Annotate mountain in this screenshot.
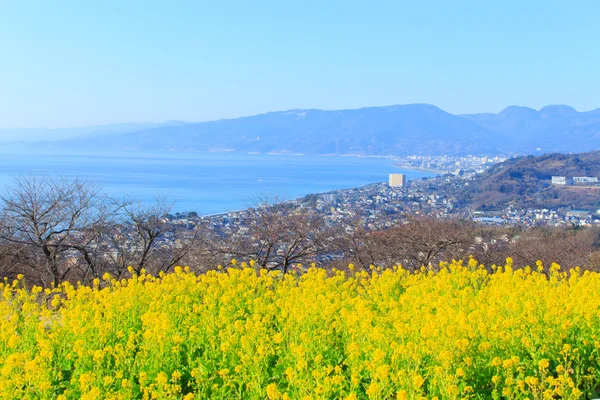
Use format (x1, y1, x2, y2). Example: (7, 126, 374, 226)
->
(0, 121, 188, 142)
(33, 104, 505, 156)
(458, 151, 600, 210)
(462, 105, 600, 153)
(8, 103, 600, 156)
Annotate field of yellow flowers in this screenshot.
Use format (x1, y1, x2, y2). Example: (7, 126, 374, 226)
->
(1, 258, 599, 399)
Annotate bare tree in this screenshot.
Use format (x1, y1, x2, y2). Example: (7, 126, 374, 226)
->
(104, 198, 201, 277)
(465, 224, 517, 268)
(0, 176, 117, 285)
(511, 225, 600, 271)
(335, 216, 471, 270)
(330, 218, 380, 270)
(0, 239, 31, 282)
(210, 199, 333, 273)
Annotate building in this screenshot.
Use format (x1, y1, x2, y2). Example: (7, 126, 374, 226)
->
(389, 173, 406, 188)
(551, 176, 567, 185)
(566, 210, 590, 218)
(573, 176, 599, 184)
(321, 193, 336, 204)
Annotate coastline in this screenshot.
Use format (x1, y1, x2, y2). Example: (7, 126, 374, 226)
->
(0, 148, 440, 216)
(395, 164, 447, 175)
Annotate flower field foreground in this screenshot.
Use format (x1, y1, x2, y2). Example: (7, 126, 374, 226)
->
(1, 259, 600, 399)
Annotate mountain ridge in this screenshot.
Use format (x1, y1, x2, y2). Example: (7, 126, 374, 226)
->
(6, 103, 600, 156)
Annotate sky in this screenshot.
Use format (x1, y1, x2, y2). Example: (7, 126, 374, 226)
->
(0, 0, 599, 128)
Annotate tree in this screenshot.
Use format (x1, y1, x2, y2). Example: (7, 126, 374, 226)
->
(0, 177, 208, 284)
(336, 216, 471, 270)
(104, 198, 202, 277)
(330, 218, 380, 270)
(511, 225, 600, 271)
(211, 200, 332, 273)
(467, 224, 516, 268)
(0, 176, 117, 285)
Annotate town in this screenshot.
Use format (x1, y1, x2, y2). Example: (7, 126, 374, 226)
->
(395, 154, 508, 175)
(164, 155, 600, 244)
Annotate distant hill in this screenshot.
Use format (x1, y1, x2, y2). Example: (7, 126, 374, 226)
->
(8, 103, 600, 156)
(35, 104, 503, 156)
(460, 151, 600, 211)
(0, 121, 188, 142)
(462, 105, 600, 153)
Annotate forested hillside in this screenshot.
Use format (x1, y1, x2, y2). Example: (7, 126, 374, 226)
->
(461, 151, 600, 210)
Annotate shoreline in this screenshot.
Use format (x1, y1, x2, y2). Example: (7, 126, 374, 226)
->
(196, 176, 435, 219)
(0, 148, 443, 218)
(395, 164, 448, 174)
(187, 162, 442, 217)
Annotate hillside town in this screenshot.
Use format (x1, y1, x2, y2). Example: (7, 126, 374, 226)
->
(162, 156, 600, 245)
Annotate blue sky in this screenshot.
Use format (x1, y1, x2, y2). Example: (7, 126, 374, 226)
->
(0, 0, 599, 128)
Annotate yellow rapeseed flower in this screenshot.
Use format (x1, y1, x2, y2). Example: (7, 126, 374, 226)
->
(0, 258, 597, 398)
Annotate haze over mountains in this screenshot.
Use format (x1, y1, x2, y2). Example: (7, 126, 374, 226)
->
(0, 121, 188, 142)
(4, 104, 600, 156)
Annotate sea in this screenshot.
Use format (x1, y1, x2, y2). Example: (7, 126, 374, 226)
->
(0, 149, 434, 215)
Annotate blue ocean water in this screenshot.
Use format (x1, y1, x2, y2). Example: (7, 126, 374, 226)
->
(0, 149, 433, 215)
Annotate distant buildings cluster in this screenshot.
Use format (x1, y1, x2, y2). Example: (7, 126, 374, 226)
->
(398, 154, 508, 174)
